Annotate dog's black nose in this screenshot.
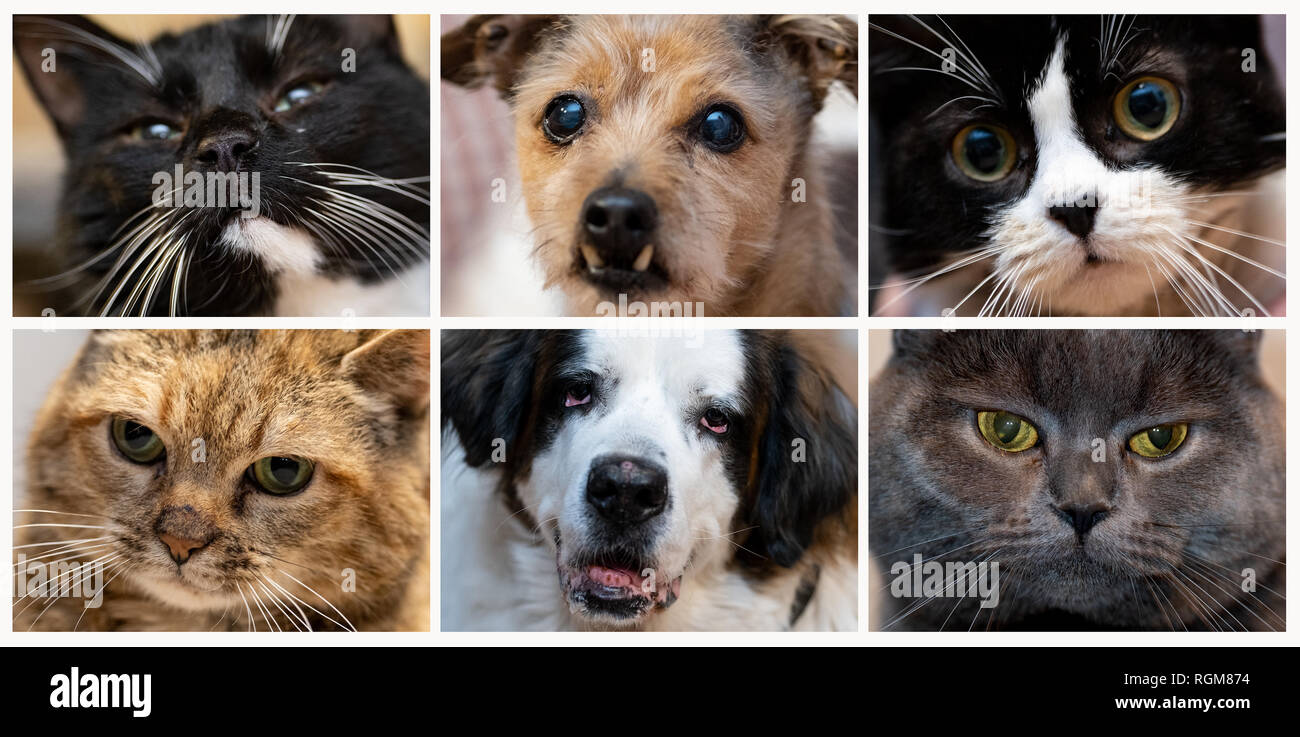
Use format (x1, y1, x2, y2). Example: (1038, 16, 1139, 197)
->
(1047, 204, 1098, 239)
(581, 187, 658, 270)
(586, 456, 668, 526)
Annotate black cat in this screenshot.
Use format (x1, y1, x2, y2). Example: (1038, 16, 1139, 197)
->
(15, 14, 430, 316)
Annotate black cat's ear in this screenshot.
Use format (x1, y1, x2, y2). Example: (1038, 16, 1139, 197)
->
(441, 15, 558, 97)
(746, 333, 857, 568)
(14, 15, 148, 137)
(341, 330, 431, 414)
(334, 15, 401, 56)
(757, 15, 858, 106)
(441, 330, 539, 467)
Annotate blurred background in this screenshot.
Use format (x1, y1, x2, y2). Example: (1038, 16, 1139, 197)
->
(12, 14, 431, 315)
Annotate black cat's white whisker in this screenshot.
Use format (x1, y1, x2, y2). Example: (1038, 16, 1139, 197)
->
(868, 24, 992, 98)
(1185, 219, 1286, 249)
(18, 17, 163, 87)
(266, 14, 297, 60)
(1163, 229, 1271, 316)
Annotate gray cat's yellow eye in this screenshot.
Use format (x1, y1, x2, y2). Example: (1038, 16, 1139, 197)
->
(977, 410, 1038, 452)
(132, 121, 181, 142)
(1128, 423, 1188, 458)
(274, 81, 324, 112)
(1113, 76, 1181, 141)
(250, 456, 315, 495)
(111, 417, 165, 463)
(951, 124, 1017, 182)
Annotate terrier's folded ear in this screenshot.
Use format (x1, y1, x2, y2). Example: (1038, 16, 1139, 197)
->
(441, 15, 558, 98)
(759, 15, 858, 107)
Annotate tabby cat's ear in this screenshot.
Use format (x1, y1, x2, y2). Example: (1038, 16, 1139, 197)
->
(13, 15, 136, 137)
(341, 330, 431, 414)
(441, 15, 558, 97)
(758, 15, 858, 106)
(747, 333, 857, 568)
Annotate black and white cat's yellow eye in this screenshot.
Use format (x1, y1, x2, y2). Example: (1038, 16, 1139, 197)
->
(274, 81, 325, 112)
(1127, 423, 1188, 458)
(976, 410, 1038, 452)
(1113, 76, 1181, 141)
(111, 417, 165, 463)
(951, 124, 1017, 182)
(130, 121, 182, 142)
(250, 456, 315, 495)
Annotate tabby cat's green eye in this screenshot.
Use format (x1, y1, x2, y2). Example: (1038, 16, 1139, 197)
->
(250, 456, 315, 495)
(111, 417, 165, 463)
(1113, 76, 1181, 141)
(1128, 423, 1188, 458)
(976, 410, 1038, 452)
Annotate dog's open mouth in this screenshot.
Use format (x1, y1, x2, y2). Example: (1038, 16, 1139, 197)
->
(575, 245, 670, 294)
(559, 558, 682, 622)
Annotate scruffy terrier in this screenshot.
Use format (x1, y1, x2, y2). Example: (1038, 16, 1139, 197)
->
(443, 15, 857, 316)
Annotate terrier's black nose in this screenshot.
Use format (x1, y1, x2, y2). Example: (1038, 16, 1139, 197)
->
(586, 456, 668, 526)
(581, 187, 658, 271)
(1047, 204, 1098, 239)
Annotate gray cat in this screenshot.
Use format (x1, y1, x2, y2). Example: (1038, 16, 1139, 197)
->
(869, 330, 1285, 631)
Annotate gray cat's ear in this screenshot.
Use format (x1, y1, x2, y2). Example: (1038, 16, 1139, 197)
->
(440, 330, 539, 467)
(341, 330, 430, 414)
(757, 15, 857, 105)
(13, 15, 135, 137)
(441, 15, 558, 97)
(746, 333, 857, 568)
(890, 329, 935, 358)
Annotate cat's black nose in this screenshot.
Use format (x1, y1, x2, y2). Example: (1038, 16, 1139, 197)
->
(195, 129, 259, 173)
(1047, 204, 1098, 239)
(586, 456, 668, 526)
(581, 187, 658, 272)
(1055, 502, 1110, 538)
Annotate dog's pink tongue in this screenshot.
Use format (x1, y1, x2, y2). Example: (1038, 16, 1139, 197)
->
(587, 565, 642, 591)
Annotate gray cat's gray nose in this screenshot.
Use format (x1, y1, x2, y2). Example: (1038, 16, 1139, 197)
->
(1055, 502, 1110, 538)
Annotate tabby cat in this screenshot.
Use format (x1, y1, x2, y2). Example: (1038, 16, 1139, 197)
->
(14, 329, 430, 631)
(869, 330, 1284, 630)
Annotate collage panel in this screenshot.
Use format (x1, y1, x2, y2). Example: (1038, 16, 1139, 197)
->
(12, 14, 431, 317)
(440, 328, 858, 630)
(867, 329, 1285, 631)
(867, 15, 1285, 317)
(12, 329, 431, 631)
(440, 14, 859, 317)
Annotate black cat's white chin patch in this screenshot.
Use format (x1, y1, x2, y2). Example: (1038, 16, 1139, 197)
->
(220, 217, 321, 275)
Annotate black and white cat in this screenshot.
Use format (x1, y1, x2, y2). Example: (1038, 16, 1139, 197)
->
(14, 14, 430, 316)
(869, 15, 1285, 316)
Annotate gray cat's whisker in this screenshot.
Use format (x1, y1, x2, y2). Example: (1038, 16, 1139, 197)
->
(1179, 557, 1281, 631)
(876, 529, 983, 558)
(1165, 564, 1243, 632)
(1143, 576, 1186, 631)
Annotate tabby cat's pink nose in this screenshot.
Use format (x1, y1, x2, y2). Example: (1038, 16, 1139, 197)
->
(158, 532, 207, 565)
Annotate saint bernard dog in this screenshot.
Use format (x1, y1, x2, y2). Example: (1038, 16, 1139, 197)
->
(441, 329, 858, 630)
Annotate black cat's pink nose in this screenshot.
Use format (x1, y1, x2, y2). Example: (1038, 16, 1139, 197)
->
(1048, 204, 1098, 239)
(1056, 502, 1110, 538)
(196, 129, 259, 173)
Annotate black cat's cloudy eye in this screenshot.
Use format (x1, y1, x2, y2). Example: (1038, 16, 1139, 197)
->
(250, 456, 315, 495)
(131, 121, 181, 142)
(698, 105, 745, 152)
(543, 95, 586, 143)
(274, 81, 325, 113)
(951, 124, 1016, 182)
(1113, 76, 1181, 141)
(111, 417, 166, 464)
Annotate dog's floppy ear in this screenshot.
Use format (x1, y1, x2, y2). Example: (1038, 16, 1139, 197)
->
(14, 15, 147, 138)
(441, 330, 540, 467)
(760, 14, 858, 107)
(747, 334, 857, 568)
(441, 14, 557, 97)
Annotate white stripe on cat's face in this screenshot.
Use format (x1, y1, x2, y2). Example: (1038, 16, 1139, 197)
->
(986, 37, 1190, 316)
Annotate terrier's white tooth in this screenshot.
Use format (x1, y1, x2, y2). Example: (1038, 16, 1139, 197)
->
(581, 245, 604, 269)
(633, 245, 654, 272)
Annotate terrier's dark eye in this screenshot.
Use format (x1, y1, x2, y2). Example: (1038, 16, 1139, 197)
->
(700, 407, 729, 434)
(543, 95, 586, 143)
(698, 106, 745, 152)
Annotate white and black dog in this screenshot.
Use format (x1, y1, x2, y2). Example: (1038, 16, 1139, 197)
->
(441, 329, 857, 630)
